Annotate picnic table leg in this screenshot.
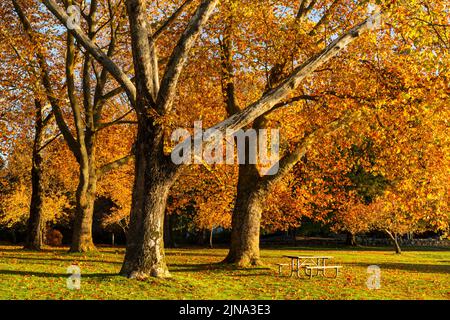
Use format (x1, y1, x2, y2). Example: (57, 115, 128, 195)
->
(311, 259, 319, 277)
(290, 259, 294, 277)
(319, 259, 324, 277)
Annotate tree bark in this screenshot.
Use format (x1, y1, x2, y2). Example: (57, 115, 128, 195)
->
(224, 192, 263, 266)
(120, 119, 177, 279)
(70, 158, 97, 252)
(70, 130, 98, 253)
(24, 100, 45, 251)
(224, 161, 263, 266)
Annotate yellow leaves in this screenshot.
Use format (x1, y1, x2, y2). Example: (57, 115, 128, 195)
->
(0, 182, 70, 228)
(0, 183, 29, 228)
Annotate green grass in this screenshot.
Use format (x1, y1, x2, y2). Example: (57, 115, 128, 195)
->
(0, 245, 448, 300)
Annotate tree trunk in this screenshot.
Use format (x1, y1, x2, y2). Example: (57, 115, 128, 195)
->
(224, 162, 263, 266)
(120, 119, 177, 279)
(386, 230, 402, 254)
(223, 114, 265, 267)
(164, 212, 175, 248)
(345, 232, 357, 246)
(289, 228, 297, 244)
(209, 228, 214, 249)
(224, 194, 263, 267)
(24, 100, 45, 251)
(70, 138, 97, 253)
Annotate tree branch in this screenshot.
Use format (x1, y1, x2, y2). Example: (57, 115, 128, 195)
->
(96, 154, 134, 178)
(156, 0, 219, 114)
(208, 12, 382, 136)
(42, 0, 137, 104)
(38, 132, 62, 152)
(150, 0, 195, 43)
(258, 108, 365, 194)
(13, 0, 81, 161)
(96, 108, 136, 132)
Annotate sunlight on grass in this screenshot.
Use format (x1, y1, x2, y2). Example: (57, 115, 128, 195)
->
(0, 245, 448, 300)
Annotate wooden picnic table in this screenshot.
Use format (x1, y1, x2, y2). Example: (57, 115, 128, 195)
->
(282, 255, 334, 278)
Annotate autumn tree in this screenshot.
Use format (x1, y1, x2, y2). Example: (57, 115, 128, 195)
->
(0, 0, 66, 249)
(8, 0, 137, 252)
(213, 0, 386, 266)
(39, 0, 382, 278)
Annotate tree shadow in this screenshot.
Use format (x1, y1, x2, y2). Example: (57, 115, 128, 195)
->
(262, 245, 450, 253)
(0, 255, 122, 265)
(169, 262, 233, 272)
(0, 269, 116, 279)
(166, 252, 226, 258)
(348, 262, 450, 274)
(169, 262, 272, 273)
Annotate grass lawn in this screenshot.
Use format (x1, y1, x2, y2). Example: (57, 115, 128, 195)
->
(0, 245, 448, 300)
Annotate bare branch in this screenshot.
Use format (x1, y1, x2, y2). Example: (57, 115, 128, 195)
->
(38, 132, 62, 152)
(13, 0, 81, 161)
(96, 108, 136, 132)
(156, 0, 219, 114)
(42, 0, 136, 104)
(150, 0, 196, 42)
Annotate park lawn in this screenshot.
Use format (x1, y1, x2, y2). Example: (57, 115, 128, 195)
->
(0, 245, 448, 300)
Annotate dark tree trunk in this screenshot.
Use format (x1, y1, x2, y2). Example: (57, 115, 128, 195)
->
(289, 228, 297, 244)
(345, 232, 357, 246)
(223, 114, 265, 267)
(120, 119, 177, 279)
(164, 212, 175, 248)
(224, 161, 263, 267)
(24, 100, 45, 251)
(224, 193, 263, 266)
(70, 133, 97, 253)
(196, 230, 205, 245)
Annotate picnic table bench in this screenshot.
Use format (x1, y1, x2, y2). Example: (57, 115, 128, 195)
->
(277, 255, 342, 279)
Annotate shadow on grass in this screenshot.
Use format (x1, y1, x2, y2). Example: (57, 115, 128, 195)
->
(262, 245, 450, 252)
(166, 251, 226, 258)
(0, 269, 116, 279)
(348, 262, 450, 274)
(0, 255, 122, 265)
(169, 262, 272, 273)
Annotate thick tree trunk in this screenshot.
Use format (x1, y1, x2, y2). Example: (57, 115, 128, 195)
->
(224, 162, 263, 267)
(223, 111, 265, 267)
(70, 164, 97, 252)
(24, 100, 45, 251)
(70, 135, 97, 253)
(120, 120, 177, 279)
(224, 193, 263, 267)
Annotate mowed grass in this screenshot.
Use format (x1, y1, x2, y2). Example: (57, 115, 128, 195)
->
(0, 245, 448, 300)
